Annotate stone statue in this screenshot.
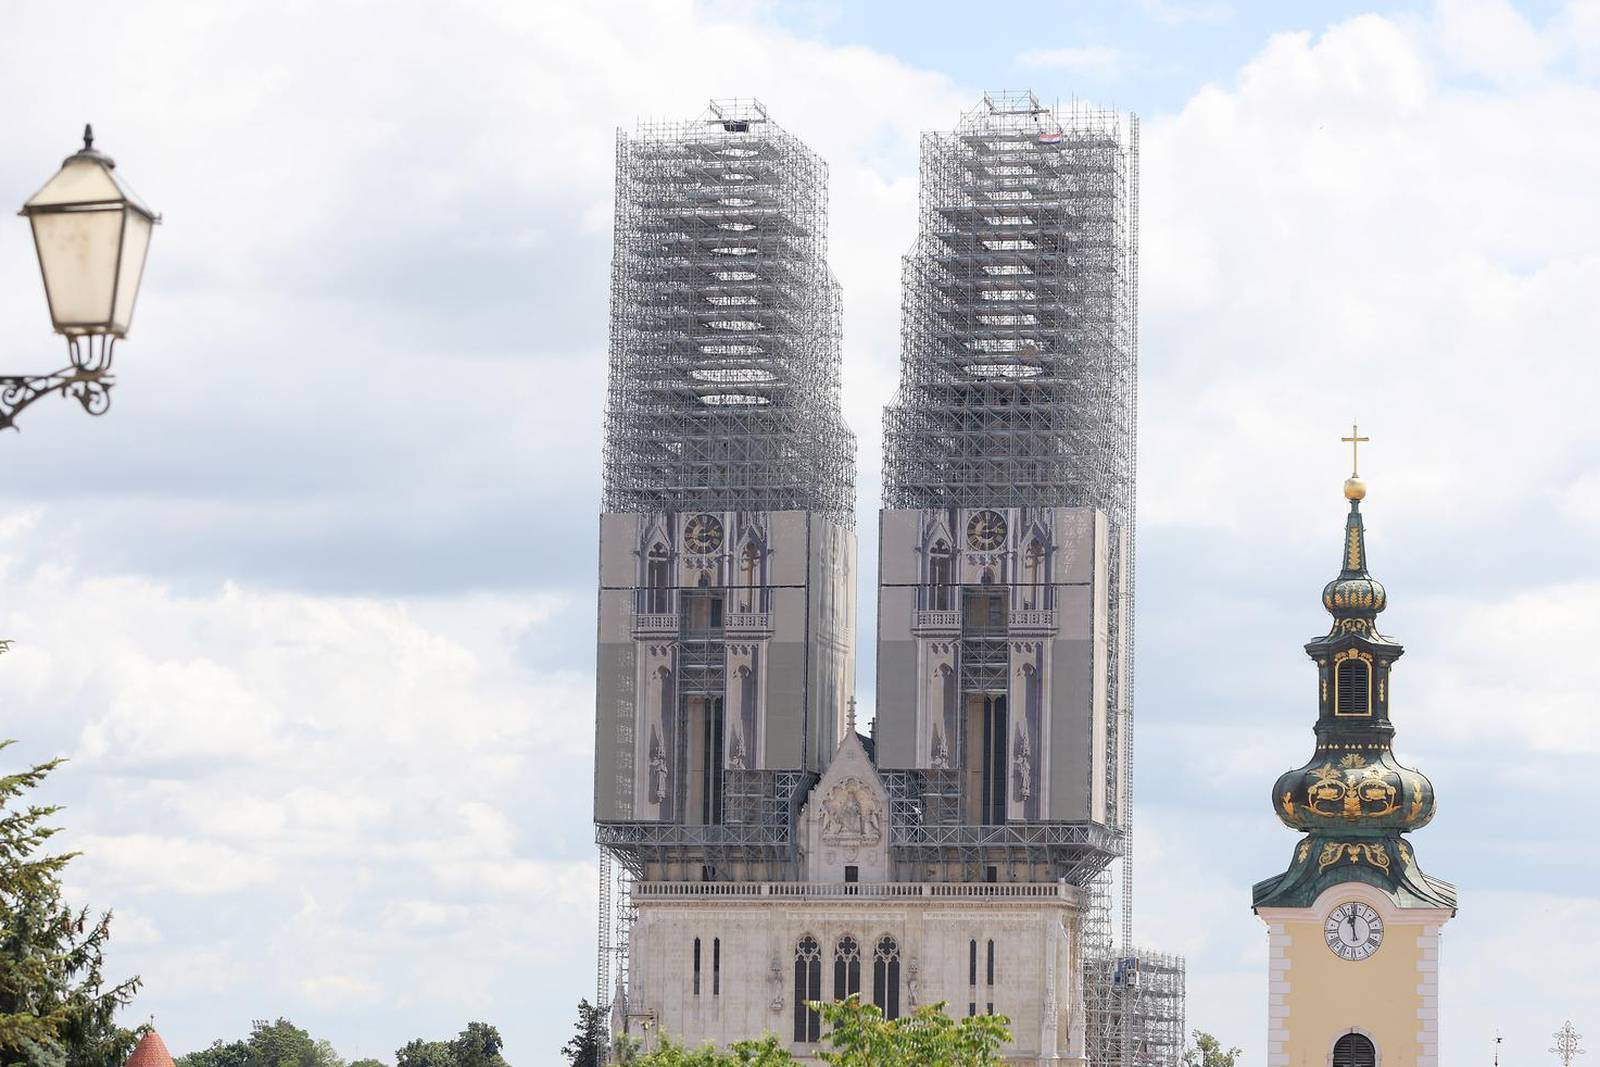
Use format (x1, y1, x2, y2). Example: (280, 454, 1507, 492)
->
(931, 723, 950, 770)
(648, 727, 669, 805)
(1013, 724, 1033, 800)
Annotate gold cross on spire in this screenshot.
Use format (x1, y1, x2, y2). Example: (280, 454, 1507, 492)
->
(1341, 421, 1370, 477)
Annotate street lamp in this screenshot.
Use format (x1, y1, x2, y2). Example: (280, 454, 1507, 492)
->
(2, 124, 159, 433)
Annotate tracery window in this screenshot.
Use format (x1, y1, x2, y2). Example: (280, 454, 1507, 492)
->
(834, 935, 862, 1002)
(872, 936, 901, 1020)
(1331, 1032, 1376, 1067)
(794, 936, 822, 1042)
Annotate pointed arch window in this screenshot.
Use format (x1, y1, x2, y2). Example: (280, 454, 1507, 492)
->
(645, 543, 671, 613)
(833, 935, 862, 1002)
(929, 540, 953, 611)
(1331, 1032, 1376, 1067)
(794, 935, 822, 1042)
(1023, 539, 1045, 608)
(739, 541, 761, 611)
(872, 936, 900, 1019)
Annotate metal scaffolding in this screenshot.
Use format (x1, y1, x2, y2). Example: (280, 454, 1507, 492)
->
(882, 86, 1136, 844)
(1084, 950, 1188, 1067)
(602, 98, 856, 529)
(882, 91, 1182, 1065)
(597, 100, 855, 1049)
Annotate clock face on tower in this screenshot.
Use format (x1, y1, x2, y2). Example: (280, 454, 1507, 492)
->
(966, 510, 1007, 551)
(683, 514, 724, 554)
(1323, 901, 1385, 961)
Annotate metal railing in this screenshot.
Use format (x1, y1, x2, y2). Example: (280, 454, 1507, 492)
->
(633, 880, 1080, 901)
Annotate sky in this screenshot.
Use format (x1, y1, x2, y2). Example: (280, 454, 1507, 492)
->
(1, 0, 1598, 1063)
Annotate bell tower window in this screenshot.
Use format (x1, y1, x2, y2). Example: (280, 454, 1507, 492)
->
(1335, 655, 1372, 717)
(1331, 1033, 1376, 1067)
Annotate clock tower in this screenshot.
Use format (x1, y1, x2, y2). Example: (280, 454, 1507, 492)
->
(1253, 445, 1457, 1067)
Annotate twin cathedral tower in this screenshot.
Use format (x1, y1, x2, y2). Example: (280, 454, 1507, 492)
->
(590, 95, 1453, 1066)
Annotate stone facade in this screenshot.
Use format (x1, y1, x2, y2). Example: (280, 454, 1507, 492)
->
(624, 732, 1089, 1065)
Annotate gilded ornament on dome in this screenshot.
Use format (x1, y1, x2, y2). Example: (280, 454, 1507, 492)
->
(1281, 791, 1298, 821)
(1398, 840, 1412, 864)
(1340, 753, 1366, 769)
(1298, 840, 1311, 864)
(1316, 840, 1391, 875)
(1407, 778, 1425, 823)
(1346, 527, 1361, 570)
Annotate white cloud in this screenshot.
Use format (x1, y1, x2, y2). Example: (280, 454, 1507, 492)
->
(1434, 0, 1552, 83)
(1015, 45, 1128, 76)
(1138, 0, 1234, 26)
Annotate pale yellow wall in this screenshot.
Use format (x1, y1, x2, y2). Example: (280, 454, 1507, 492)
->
(1280, 917, 1420, 1065)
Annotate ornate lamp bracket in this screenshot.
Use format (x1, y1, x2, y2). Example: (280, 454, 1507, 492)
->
(0, 335, 116, 433)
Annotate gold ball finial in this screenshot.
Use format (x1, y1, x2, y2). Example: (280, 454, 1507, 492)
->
(1344, 476, 1366, 501)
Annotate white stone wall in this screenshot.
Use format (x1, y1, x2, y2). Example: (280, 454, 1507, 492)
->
(625, 893, 1086, 1066)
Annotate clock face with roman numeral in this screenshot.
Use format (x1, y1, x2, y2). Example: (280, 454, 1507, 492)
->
(683, 514, 724, 554)
(966, 509, 1007, 551)
(1324, 901, 1384, 961)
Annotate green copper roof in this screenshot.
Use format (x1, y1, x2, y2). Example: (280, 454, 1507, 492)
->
(1254, 478, 1456, 913)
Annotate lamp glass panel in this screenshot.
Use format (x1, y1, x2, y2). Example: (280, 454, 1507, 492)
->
(30, 207, 122, 331)
(112, 208, 153, 335)
(23, 159, 122, 208)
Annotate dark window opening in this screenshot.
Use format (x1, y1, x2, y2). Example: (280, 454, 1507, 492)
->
(1336, 658, 1371, 716)
(1332, 1033, 1376, 1067)
(844, 865, 859, 882)
(712, 938, 720, 996)
(693, 937, 702, 996)
(794, 936, 822, 1042)
(872, 937, 900, 1020)
(834, 936, 861, 1002)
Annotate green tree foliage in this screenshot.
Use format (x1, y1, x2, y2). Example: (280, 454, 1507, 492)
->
(814, 997, 1010, 1067)
(617, 998, 1010, 1067)
(1184, 1031, 1242, 1067)
(177, 1019, 346, 1067)
(0, 739, 142, 1067)
(561, 1001, 606, 1067)
(395, 1024, 506, 1067)
(349, 1060, 388, 1067)
(177, 1040, 250, 1067)
(616, 1033, 795, 1065)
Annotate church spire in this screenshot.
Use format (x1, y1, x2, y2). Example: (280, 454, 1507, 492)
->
(1253, 431, 1456, 912)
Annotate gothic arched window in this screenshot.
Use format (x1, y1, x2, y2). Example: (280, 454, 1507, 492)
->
(872, 936, 900, 1020)
(1335, 656, 1372, 717)
(1331, 1032, 1376, 1067)
(929, 541, 952, 610)
(834, 935, 862, 1002)
(1023, 540, 1044, 608)
(645, 544, 670, 613)
(739, 542, 760, 611)
(794, 935, 822, 1042)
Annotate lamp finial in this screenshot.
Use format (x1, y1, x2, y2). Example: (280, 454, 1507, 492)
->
(83, 124, 94, 151)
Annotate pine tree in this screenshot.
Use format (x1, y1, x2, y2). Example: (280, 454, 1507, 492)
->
(561, 1001, 605, 1067)
(0, 739, 142, 1067)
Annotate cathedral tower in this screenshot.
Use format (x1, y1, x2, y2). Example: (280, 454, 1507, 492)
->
(1253, 449, 1457, 1067)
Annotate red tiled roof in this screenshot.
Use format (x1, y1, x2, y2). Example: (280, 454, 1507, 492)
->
(125, 1031, 175, 1067)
